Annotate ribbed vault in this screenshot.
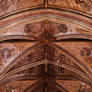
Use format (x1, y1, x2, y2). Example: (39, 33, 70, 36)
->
(0, 0, 92, 92)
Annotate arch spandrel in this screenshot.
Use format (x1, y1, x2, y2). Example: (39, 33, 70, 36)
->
(0, 41, 35, 74)
(56, 42, 92, 77)
(48, 0, 92, 16)
(0, 0, 44, 17)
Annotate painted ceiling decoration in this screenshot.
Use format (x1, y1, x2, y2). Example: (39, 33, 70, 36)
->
(0, 0, 92, 92)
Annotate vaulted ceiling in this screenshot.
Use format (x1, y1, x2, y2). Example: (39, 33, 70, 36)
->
(0, 0, 92, 92)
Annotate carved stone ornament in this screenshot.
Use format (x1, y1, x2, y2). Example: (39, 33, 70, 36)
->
(58, 24, 68, 33)
(29, 67, 35, 73)
(80, 47, 91, 57)
(24, 24, 33, 35)
(1, 48, 12, 59)
(58, 54, 66, 62)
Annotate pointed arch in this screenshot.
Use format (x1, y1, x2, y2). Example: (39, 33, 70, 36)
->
(55, 34, 92, 41)
(49, 43, 92, 77)
(49, 61, 92, 86)
(0, 35, 37, 42)
(0, 43, 44, 79)
(0, 75, 37, 88)
(1, 60, 45, 81)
